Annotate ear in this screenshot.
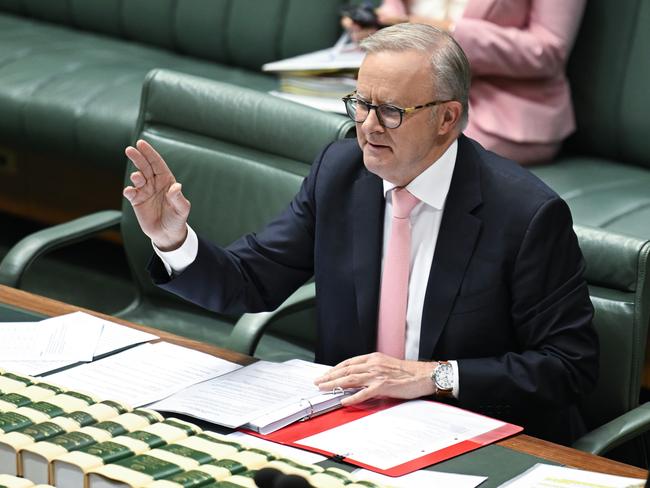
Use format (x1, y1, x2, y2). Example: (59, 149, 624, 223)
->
(436, 101, 463, 136)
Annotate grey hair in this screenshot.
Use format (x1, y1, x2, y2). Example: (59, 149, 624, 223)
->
(360, 23, 471, 130)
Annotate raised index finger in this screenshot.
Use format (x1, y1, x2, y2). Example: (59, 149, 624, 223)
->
(136, 139, 173, 178)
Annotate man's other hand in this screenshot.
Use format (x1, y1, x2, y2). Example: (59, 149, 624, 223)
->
(314, 352, 436, 406)
(123, 139, 190, 251)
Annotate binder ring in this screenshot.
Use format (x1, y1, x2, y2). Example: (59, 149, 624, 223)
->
(300, 398, 315, 421)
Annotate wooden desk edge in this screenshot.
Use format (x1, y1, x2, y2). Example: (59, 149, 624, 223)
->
(0, 285, 646, 480)
(498, 435, 647, 479)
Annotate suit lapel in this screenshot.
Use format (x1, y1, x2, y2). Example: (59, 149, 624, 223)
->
(352, 171, 385, 354)
(418, 136, 483, 359)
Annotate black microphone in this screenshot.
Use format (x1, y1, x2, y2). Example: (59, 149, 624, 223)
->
(254, 467, 283, 488)
(275, 474, 313, 488)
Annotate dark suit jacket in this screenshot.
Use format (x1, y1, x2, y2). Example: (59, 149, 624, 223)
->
(150, 135, 599, 445)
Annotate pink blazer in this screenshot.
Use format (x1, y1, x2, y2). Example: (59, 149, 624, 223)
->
(453, 0, 586, 143)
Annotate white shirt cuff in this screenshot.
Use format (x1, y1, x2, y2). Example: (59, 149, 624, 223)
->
(152, 225, 199, 277)
(449, 360, 459, 399)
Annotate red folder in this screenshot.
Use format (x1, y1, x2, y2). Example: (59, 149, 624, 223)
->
(244, 399, 522, 477)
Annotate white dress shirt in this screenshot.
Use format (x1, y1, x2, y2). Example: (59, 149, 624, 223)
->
(381, 140, 459, 396)
(155, 140, 460, 396)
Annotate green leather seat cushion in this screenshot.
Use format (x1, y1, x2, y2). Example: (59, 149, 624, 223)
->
(531, 157, 650, 240)
(0, 13, 277, 167)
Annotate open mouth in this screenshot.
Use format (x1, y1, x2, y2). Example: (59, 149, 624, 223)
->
(366, 141, 391, 151)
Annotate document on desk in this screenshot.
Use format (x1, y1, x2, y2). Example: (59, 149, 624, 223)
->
(498, 463, 645, 488)
(0, 312, 103, 360)
(45, 341, 241, 406)
(150, 359, 355, 433)
(262, 45, 364, 72)
(298, 400, 509, 470)
(353, 467, 487, 488)
(0, 311, 158, 375)
(261, 399, 522, 476)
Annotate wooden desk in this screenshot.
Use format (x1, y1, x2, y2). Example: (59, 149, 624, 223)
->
(0, 285, 646, 481)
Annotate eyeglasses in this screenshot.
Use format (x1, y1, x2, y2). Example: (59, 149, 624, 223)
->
(342, 92, 453, 129)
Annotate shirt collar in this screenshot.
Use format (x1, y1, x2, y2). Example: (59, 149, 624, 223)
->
(382, 139, 458, 210)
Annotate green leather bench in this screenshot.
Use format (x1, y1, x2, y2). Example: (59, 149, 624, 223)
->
(529, 0, 650, 388)
(0, 0, 345, 223)
(531, 0, 650, 239)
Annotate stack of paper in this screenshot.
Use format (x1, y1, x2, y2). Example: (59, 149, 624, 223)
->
(150, 359, 356, 434)
(0, 312, 158, 376)
(262, 40, 365, 114)
(0, 313, 103, 362)
(280, 72, 357, 99)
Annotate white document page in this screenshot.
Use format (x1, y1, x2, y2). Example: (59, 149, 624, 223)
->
(0, 359, 73, 376)
(150, 359, 332, 429)
(296, 400, 506, 470)
(498, 463, 645, 488)
(262, 45, 364, 72)
(0, 311, 159, 375)
(82, 312, 159, 356)
(45, 341, 241, 406)
(247, 359, 356, 433)
(269, 91, 348, 114)
(0, 313, 103, 361)
(227, 432, 326, 465)
(353, 468, 487, 488)
(0, 322, 45, 359)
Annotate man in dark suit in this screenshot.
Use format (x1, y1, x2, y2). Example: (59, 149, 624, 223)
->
(123, 23, 598, 445)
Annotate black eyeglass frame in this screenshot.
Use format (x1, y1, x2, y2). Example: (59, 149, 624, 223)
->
(342, 92, 454, 129)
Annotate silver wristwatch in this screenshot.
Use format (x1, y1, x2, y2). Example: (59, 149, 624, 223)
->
(431, 361, 454, 397)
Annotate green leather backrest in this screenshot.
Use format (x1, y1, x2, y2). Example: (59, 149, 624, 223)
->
(24, 0, 70, 23)
(175, 0, 343, 69)
(68, 0, 123, 37)
(0, 0, 22, 14)
(0, 0, 345, 69)
(566, 0, 650, 167)
(575, 225, 650, 429)
(123, 69, 354, 303)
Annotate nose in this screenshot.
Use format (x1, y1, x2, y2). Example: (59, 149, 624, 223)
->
(360, 106, 384, 135)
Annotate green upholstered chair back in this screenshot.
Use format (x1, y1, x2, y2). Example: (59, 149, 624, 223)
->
(0, 0, 345, 69)
(123, 68, 354, 317)
(566, 0, 650, 167)
(575, 225, 650, 430)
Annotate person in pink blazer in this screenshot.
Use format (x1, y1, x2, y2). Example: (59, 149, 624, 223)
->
(343, 0, 586, 165)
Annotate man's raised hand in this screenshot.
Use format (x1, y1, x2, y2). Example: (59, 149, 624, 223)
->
(123, 139, 191, 251)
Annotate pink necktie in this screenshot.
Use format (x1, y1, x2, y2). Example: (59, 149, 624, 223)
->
(376, 187, 420, 359)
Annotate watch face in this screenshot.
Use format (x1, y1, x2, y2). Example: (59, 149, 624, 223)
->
(435, 363, 454, 391)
